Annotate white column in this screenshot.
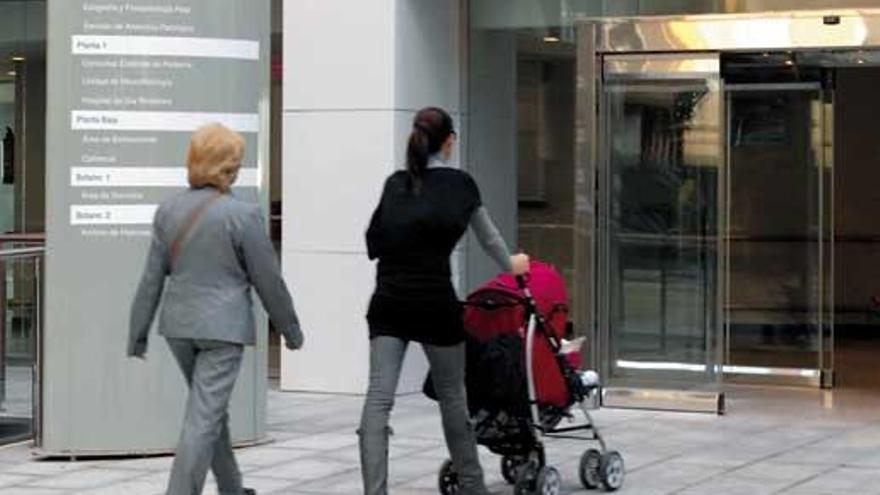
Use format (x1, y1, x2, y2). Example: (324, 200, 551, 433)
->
(281, 0, 463, 394)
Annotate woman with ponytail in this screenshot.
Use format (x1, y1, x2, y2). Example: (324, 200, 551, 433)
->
(360, 107, 529, 495)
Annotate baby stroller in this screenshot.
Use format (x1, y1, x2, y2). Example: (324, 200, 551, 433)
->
(432, 262, 624, 494)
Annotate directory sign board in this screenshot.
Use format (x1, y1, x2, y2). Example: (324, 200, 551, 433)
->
(44, 0, 270, 453)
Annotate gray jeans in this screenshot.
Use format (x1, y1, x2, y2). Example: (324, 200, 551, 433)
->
(359, 336, 488, 495)
(165, 338, 245, 495)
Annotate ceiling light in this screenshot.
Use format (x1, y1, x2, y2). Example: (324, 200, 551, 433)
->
(6, 71, 16, 77)
(857, 59, 865, 64)
(10, 56, 24, 62)
(784, 60, 794, 66)
(543, 36, 561, 43)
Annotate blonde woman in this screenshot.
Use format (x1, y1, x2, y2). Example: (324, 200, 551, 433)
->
(128, 123, 304, 495)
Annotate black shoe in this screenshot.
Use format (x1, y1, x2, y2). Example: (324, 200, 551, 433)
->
(243, 489, 256, 495)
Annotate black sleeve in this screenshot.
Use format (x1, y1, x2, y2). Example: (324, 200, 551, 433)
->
(462, 171, 483, 215)
(366, 175, 392, 260)
(366, 203, 383, 260)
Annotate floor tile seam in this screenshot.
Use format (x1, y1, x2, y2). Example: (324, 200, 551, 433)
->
(294, 473, 364, 491)
(841, 418, 880, 439)
(266, 490, 334, 495)
(768, 464, 846, 495)
(268, 408, 363, 415)
(267, 420, 360, 427)
(0, 475, 38, 491)
(256, 449, 360, 467)
(391, 435, 445, 443)
(268, 425, 359, 435)
(16, 469, 155, 491)
(241, 452, 360, 472)
(255, 465, 362, 483)
(391, 464, 453, 488)
(269, 428, 356, 436)
(705, 423, 865, 479)
(620, 452, 689, 475)
(838, 460, 880, 469)
(1, 466, 92, 478)
(70, 466, 158, 477)
(261, 452, 362, 465)
(239, 445, 329, 455)
(651, 466, 730, 495)
(664, 464, 810, 495)
(260, 444, 359, 454)
(84, 462, 173, 473)
(387, 441, 447, 453)
(253, 439, 356, 452)
(0, 440, 31, 453)
(383, 447, 440, 462)
(664, 433, 844, 494)
(266, 412, 361, 419)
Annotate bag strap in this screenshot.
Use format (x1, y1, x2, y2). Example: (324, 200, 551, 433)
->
(169, 191, 222, 267)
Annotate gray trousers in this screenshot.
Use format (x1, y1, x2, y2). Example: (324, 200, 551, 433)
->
(359, 336, 488, 495)
(165, 338, 245, 495)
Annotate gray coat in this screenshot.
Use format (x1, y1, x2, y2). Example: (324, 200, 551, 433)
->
(128, 187, 301, 354)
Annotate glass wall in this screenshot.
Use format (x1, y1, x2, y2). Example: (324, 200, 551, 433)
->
(0, 0, 45, 234)
(467, 3, 583, 339)
(725, 86, 825, 372)
(0, 0, 45, 444)
(515, 41, 577, 320)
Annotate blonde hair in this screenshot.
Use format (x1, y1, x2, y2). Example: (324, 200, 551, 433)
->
(186, 123, 245, 191)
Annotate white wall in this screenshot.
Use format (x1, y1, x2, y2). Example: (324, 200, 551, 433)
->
(281, 0, 464, 394)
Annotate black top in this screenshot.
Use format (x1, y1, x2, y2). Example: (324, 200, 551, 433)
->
(366, 168, 482, 345)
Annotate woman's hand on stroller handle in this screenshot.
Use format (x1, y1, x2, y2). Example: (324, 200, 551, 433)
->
(510, 253, 530, 277)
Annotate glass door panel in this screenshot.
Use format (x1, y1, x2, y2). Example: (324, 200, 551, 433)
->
(601, 54, 724, 408)
(724, 84, 826, 384)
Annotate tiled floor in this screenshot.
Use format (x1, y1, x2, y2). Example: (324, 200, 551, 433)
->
(1, 384, 880, 494)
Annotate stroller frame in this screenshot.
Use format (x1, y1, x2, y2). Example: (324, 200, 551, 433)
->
(513, 276, 623, 492)
(522, 278, 607, 451)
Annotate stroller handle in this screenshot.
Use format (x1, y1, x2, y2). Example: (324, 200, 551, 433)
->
(515, 274, 538, 312)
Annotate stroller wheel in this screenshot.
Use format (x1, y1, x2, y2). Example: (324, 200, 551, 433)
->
(501, 455, 527, 484)
(438, 459, 459, 495)
(536, 466, 562, 495)
(599, 451, 625, 491)
(513, 461, 539, 495)
(579, 448, 602, 489)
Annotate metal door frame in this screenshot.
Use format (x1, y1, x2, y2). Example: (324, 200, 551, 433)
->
(591, 9, 880, 54)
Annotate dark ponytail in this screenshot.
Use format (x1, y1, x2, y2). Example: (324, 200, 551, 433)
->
(406, 107, 454, 192)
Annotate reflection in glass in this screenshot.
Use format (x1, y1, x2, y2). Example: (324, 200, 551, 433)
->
(0, 249, 40, 445)
(726, 89, 823, 370)
(605, 78, 721, 389)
